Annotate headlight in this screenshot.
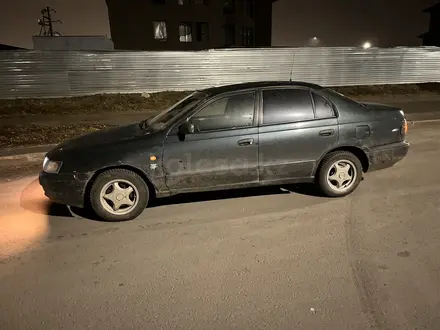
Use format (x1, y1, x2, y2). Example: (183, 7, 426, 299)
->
(43, 157, 63, 173)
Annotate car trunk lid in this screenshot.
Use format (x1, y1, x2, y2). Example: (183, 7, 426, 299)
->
(359, 102, 407, 143)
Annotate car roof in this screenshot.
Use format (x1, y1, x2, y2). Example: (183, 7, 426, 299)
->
(200, 81, 324, 95)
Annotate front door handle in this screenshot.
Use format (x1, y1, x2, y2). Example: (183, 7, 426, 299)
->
(319, 129, 335, 137)
(238, 138, 254, 146)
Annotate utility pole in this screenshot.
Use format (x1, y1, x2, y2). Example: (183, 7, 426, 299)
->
(37, 6, 62, 36)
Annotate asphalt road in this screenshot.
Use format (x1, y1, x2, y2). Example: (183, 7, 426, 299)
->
(1, 124, 440, 329)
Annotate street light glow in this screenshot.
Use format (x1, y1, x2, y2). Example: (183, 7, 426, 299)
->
(362, 41, 372, 49)
(309, 37, 320, 47)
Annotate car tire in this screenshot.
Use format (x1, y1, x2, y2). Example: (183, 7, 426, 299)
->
(89, 169, 149, 222)
(317, 151, 363, 197)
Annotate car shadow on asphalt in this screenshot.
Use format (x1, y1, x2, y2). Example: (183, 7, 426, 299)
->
(19, 178, 324, 221)
(68, 184, 324, 221)
(149, 183, 323, 208)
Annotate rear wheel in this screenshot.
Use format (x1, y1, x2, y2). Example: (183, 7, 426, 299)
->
(317, 151, 363, 197)
(90, 169, 149, 221)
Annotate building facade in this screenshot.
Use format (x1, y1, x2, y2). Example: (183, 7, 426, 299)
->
(106, 0, 276, 51)
(420, 3, 440, 46)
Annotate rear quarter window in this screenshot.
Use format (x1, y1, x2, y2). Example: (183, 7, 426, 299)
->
(312, 92, 335, 119)
(262, 89, 314, 125)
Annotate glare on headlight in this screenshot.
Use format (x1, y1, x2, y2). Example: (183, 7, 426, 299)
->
(43, 157, 62, 173)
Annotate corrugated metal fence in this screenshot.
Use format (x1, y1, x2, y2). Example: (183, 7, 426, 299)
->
(1, 47, 440, 99)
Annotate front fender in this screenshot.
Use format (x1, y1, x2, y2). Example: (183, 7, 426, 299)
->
(54, 142, 167, 193)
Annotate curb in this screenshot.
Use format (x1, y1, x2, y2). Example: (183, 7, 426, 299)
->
(0, 151, 47, 161)
(0, 144, 56, 167)
(0, 152, 47, 167)
(408, 118, 440, 126)
(0, 144, 55, 157)
(1, 118, 440, 167)
(0, 144, 54, 167)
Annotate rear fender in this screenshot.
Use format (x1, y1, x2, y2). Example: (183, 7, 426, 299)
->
(312, 144, 370, 176)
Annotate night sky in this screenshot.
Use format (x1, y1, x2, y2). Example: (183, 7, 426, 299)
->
(1, 0, 438, 49)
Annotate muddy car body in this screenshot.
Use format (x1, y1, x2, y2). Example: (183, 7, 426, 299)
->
(40, 81, 409, 221)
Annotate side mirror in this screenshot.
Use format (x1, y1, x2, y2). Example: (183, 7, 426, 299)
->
(179, 121, 195, 135)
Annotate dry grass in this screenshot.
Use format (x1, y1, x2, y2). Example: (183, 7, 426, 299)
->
(0, 91, 190, 118)
(332, 83, 440, 98)
(0, 124, 115, 148)
(1, 83, 440, 118)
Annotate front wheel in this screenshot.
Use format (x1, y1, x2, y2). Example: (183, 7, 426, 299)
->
(89, 169, 149, 221)
(317, 151, 363, 197)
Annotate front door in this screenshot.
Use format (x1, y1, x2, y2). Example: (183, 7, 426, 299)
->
(258, 88, 339, 182)
(162, 91, 259, 192)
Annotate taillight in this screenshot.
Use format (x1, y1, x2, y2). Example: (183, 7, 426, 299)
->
(401, 118, 408, 136)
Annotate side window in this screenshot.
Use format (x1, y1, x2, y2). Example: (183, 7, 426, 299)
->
(191, 92, 255, 132)
(313, 92, 335, 119)
(262, 89, 314, 125)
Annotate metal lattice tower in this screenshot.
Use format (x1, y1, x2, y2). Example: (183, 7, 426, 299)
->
(38, 6, 62, 36)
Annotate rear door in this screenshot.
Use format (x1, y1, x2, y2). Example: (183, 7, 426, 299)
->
(258, 87, 339, 182)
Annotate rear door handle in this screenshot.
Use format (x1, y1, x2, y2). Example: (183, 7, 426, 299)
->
(319, 129, 335, 137)
(238, 138, 254, 146)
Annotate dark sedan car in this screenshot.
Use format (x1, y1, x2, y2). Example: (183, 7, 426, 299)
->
(40, 81, 409, 221)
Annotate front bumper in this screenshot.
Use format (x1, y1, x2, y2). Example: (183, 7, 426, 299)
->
(367, 141, 410, 172)
(39, 171, 90, 208)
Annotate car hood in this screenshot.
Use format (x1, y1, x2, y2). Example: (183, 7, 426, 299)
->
(50, 123, 148, 154)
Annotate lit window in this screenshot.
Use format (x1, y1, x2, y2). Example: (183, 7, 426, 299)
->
(179, 23, 192, 42)
(153, 21, 167, 41)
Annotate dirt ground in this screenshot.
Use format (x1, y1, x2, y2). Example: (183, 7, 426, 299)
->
(0, 124, 113, 149)
(0, 91, 190, 118)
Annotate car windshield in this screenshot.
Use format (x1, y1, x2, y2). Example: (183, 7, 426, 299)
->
(140, 91, 208, 130)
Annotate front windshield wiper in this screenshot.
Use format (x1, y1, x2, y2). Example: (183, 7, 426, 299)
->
(139, 118, 152, 130)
